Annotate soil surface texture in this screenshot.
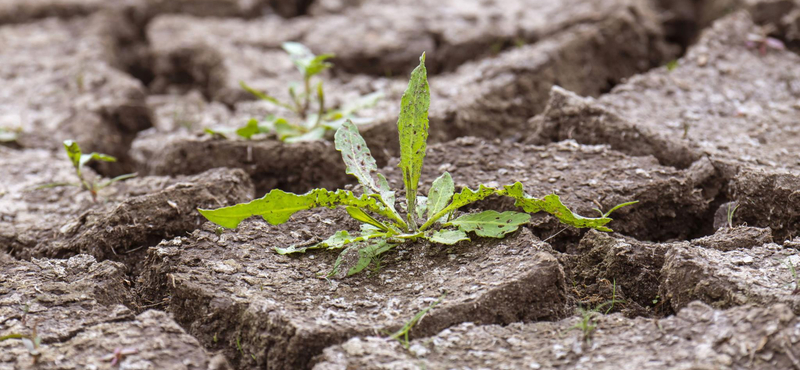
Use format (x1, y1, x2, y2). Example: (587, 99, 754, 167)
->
(2, 0, 800, 369)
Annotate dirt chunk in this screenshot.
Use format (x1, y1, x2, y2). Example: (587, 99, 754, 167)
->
(313, 301, 800, 369)
(729, 169, 800, 241)
(146, 0, 671, 100)
(0, 147, 254, 262)
(0, 14, 151, 175)
(661, 233, 800, 314)
(529, 12, 800, 174)
(0, 254, 221, 368)
(138, 216, 567, 369)
(564, 226, 772, 316)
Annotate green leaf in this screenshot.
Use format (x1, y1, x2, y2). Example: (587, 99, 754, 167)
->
(63, 140, 82, 169)
(500, 182, 613, 232)
(276, 230, 352, 254)
(334, 120, 381, 193)
(240, 81, 293, 111)
(376, 174, 396, 211)
(204, 128, 230, 138)
(274, 121, 304, 140)
(602, 201, 638, 218)
(419, 184, 496, 231)
(427, 229, 469, 245)
(346, 206, 389, 231)
(0, 128, 18, 142)
(284, 126, 326, 143)
(236, 119, 260, 139)
(397, 53, 430, 225)
(446, 210, 530, 238)
(198, 188, 395, 229)
(97, 173, 137, 189)
(282, 42, 334, 78)
(427, 172, 454, 222)
(347, 239, 394, 276)
(416, 196, 427, 220)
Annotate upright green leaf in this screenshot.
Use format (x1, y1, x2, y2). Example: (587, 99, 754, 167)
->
(63, 140, 82, 170)
(397, 53, 430, 226)
(427, 172, 454, 221)
(446, 210, 530, 238)
(427, 229, 469, 245)
(198, 188, 395, 229)
(334, 120, 380, 193)
(282, 42, 334, 77)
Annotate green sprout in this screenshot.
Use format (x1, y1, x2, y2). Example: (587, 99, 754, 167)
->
(37, 140, 136, 202)
(206, 42, 382, 143)
(571, 280, 624, 343)
(198, 53, 637, 277)
(1, 326, 42, 364)
(784, 259, 800, 295)
(726, 202, 740, 228)
(389, 294, 446, 348)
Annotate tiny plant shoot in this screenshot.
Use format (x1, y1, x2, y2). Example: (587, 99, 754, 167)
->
(206, 42, 382, 143)
(199, 53, 636, 277)
(37, 140, 136, 202)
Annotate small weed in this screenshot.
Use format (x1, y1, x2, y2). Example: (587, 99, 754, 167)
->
(199, 53, 637, 277)
(1, 323, 42, 364)
(206, 42, 382, 142)
(37, 140, 136, 202)
(389, 294, 446, 348)
(746, 32, 785, 55)
(571, 280, 624, 343)
(726, 202, 740, 229)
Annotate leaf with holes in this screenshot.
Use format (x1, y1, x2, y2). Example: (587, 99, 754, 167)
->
(446, 211, 530, 238)
(397, 53, 430, 226)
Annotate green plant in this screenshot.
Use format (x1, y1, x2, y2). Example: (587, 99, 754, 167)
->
(1, 326, 42, 364)
(207, 42, 382, 143)
(37, 140, 136, 202)
(389, 294, 445, 348)
(571, 280, 624, 342)
(726, 202, 740, 228)
(198, 53, 636, 277)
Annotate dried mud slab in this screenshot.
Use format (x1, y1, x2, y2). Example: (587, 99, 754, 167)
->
(0, 14, 151, 174)
(314, 301, 800, 370)
(380, 138, 715, 242)
(0, 147, 254, 262)
(729, 169, 800, 241)
(146, 0, 671, 101)
(661, 232, 800, 314)
(0, 255, 222, 369)
(139, 217, 567, 369)
(565, 226, 773, 315)
(529, 12, 800, 174)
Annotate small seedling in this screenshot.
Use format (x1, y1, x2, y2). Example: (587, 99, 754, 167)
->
(102, 347, 139, 366)
(1, 325, 42, 364)
(389, 294, 445, 348)
(199, 53, 637, 277)
(666, 60, 679, 71)
(571, 280, 624, 343)
(726, 202, 740, 229)
(207, 42, 382, 142)
(37, 140, 136, 202)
